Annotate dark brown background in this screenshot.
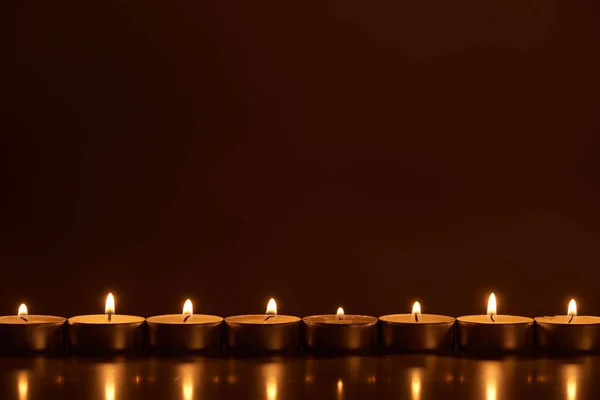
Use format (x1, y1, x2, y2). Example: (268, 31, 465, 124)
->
(1, 1, 599, 319)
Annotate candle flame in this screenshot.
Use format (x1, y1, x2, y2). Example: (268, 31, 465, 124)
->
(336, 307, 345, 321)
(18, 304, 28, 316)
(105, 293, 115, 315)
(568, 299, 577, 317)
(337, 379, 343, 398)
(183, 299, 193, 316)
(487, 293, 497, 320)
(266, 298, 277, 316)
(412, 301, 421, 322)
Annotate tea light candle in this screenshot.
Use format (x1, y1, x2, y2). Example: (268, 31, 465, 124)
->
(147, 299, 223, 354)
(457, 293, 533, 352)
(535, 299, 600, 352)
(225, 298, 300, 353)
(68, 293, 145, 354)
(379, 301, 455, 353)
(0, 303, 67, 355)
(302, 307, 378, 353)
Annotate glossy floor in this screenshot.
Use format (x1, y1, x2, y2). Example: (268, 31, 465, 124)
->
(0, 354, 599, 399)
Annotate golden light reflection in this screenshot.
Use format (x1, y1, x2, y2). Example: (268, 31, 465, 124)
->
(263, 363, 281, 400)
(483, 362, 499, 400)
(410, 369, 422, 400)
(100, 363, 122, 400)
(105, 293, 115, 316)
(487, 293, 497, 321)
(266, 298, 277, 316)
(18, 304, 28, 316)
(336, 307, 345, 321)
(337, 379, 343, 399)
(17, 371, 28, 400)
(266, 377, 277, 400)
(183, 299, 193, 316)
(563, 364, 580, 400)
(181, 364, 194, 400)
(568, 299, 577, 317)
(105, 377, 115, 400)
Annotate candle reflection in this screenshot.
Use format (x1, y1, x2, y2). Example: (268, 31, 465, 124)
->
(410, 369, 422, 400)
(266, 377, 277, 400)
(181, 364, 194, 400)
(337, 379, 343, 399)
(105, 375, 115, 400)
(262, 363, 281, 400)
(17, 371, 28, 400)
(100, 363, 122, 400)
(563, 364, 580, 400)
(482, 362, 499, 400)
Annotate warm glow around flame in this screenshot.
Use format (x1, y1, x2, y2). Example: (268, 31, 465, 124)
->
(487, 293, 497, 317)
(568, 299, 577, 317)
(18, 304, 28, 316)
(266, 298, 277, 316)
(183, 299, 193, 316)
(336, 307, 345, 321)
(105, 293, 115, 315)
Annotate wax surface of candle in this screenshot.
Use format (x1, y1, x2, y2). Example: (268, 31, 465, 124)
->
(535, 316, 600, 325)
(69, 315, 144, 324)
(226, 315, 300, 324)
(380, 314, 454, 324)
(0, 316, 65, 325)
(457, 315, 532, 324)
(303, 315, 376, 325)
(147, 315, 222, 324)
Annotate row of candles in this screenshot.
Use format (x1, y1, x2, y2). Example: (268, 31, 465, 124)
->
(0, 292, 597, 355)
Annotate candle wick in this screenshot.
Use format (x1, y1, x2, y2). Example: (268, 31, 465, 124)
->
(20, 316, 28, 322)
(414, 313, 419, 323)
(183, 314, 191, 323)
(264, 315, 275, 322)
(107, 313, 112, 322)
(569, 314, 574, 323)
(490, 314, 495, 322)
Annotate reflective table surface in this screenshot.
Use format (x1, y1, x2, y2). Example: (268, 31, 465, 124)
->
(1, 354, 599, 399)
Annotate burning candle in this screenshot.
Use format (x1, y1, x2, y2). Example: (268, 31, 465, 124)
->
(224, 298, 300, 353)
(68, 293, 145, 354)
(0, 303, 66, 355)
(379, 301, 455, 353)
(146, 299, 223, 354)
(302, 307, 378, 353)
(457, 293, 533, 352)
(535, 299, 600, 352)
